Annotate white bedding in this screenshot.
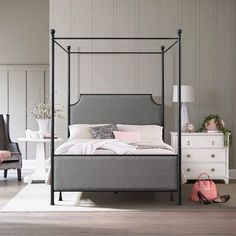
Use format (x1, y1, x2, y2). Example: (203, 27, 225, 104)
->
(55, 139, 175, 155)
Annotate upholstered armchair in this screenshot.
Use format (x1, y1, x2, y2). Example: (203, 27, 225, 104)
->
(0, 114, 22, 181)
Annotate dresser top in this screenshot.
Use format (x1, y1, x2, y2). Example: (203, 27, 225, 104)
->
(170, 132, 224, 136)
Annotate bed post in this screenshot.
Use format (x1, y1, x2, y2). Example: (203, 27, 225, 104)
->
(177, 29, 182, 205)
(50, 29, 55, 206)
(161, 45, 165, 141)
(67, 46, 71, 137)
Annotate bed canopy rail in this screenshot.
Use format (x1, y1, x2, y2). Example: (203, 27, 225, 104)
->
(50, 29, 182, 206)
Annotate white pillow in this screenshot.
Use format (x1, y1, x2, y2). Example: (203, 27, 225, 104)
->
(117, 124, 163, 141)
(69, 124, 109, 139)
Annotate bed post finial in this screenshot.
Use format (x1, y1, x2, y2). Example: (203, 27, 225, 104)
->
(161, 45, 165, 51)
(67, 45, 71, 52)
(51, 29, 55, 35)
(177, 29, 182, 36)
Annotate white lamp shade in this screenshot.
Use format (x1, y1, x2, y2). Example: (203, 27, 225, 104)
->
(173, 85, 195, 103)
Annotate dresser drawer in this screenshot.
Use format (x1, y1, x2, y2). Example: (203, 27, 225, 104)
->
(182, 163, 225, 178)
(182, 149, 226, 162)
(182, 135, 224, 148)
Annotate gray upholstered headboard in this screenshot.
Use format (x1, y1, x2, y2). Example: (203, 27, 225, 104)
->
(70, 94, 163, 126)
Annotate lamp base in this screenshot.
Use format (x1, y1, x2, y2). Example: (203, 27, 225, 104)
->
(181, 103, 189, 131)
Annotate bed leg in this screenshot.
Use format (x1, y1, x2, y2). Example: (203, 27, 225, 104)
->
(50, 191, 54, 205)
(59, 191, 63, 201)
(170, 192, 174, 201)
(178, 187, 182, 205)
(178, 192, 182, 205)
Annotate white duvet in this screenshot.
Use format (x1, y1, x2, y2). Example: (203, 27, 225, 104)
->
(55, 139, 175, 155)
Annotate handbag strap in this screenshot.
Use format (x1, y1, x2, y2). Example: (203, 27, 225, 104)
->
(196, 173, 213, 183)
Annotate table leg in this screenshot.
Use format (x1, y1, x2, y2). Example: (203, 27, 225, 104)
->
(24, 142, 47, 184)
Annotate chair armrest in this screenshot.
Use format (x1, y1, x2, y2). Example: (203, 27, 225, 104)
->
(6, 142, 21, 154)
(6, 142, 22, 167)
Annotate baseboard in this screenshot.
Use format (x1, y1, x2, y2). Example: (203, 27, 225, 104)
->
(229, 169, 236, 180)
(3, 160, 236, 180)
(22, 160, 36, 170)
(1, 160, 35, 177)
(22, 160, 36, 175)
(21, 161, 236, 180)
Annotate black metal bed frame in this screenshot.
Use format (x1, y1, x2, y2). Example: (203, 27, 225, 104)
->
(50, 29, 182, 205)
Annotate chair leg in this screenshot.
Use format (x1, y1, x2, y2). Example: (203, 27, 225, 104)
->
(17, 169, 21, 182)
(59, 191, 63, 201)
(4, 169, 7, 178)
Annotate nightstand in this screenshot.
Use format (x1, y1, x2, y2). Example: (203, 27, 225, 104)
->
(170, 132, 229, 184)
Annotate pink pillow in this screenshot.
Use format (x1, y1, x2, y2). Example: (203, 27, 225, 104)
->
(0, 150, 11, 162)
(113, 131, 141, 141)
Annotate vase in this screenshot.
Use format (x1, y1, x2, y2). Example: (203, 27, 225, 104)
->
(37, 119, 50, 137)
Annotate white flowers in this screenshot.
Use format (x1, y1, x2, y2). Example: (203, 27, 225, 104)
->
(30, 97, 64, 119)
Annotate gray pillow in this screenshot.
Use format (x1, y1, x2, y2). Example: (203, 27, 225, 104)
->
(89, 124, 118, 139)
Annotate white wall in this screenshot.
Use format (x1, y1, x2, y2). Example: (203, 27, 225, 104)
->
(0, 0, 49, 64)
(50, 0, 236, 168)
(0, 0, 49, 160)
(0, 65, 49, 160)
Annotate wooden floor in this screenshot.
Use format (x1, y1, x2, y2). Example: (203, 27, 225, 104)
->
(1, 211, 236, 236)
(1, 177, 236, 236)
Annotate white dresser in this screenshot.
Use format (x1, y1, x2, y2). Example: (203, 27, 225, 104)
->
(170, 132, 229, 184)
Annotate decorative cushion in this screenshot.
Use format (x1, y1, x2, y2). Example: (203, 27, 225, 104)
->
(69, 124, 109, 139)
(0, 150, 11, 162)
(4, 153, 20, 162)
(117, 124, 163, 141)
(89, 124, 118, 139)
(113, 131, 141, 141)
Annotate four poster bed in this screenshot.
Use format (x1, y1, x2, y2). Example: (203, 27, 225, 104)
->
(50, 29, 183, 205)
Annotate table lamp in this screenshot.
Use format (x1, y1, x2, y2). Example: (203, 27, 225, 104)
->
(173, 85, 195, 131)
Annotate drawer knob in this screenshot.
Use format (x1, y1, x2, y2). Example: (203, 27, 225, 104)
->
(187, 168, 191, 172)
(187, 141, 191, 146)
(212, 140, 215, 146)
(211, 168, 215, 172)
(187, 154, 191, 158)
(211, 154, 215, 158)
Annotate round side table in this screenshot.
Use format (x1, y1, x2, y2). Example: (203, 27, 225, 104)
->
(18, 137, 62, 184)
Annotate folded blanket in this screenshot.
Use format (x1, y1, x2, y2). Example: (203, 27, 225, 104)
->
(55, 139, 137, 155)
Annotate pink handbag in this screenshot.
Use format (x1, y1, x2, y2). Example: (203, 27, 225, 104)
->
(190, 173, 218, 202)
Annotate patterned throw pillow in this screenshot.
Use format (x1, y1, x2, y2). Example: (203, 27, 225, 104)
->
(89, 124, 118, 139)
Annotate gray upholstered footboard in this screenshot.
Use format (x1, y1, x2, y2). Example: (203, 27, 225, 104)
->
(54, 155, 178, 191)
